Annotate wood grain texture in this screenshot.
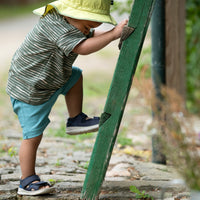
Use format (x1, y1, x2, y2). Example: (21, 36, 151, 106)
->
(165, 0, 186, 100)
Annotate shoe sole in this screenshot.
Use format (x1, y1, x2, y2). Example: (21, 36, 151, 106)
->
(18, 187, 55, 196)
(66, 124, 99, 135)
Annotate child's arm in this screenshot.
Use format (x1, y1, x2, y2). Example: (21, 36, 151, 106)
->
(73, 19, 128, 55)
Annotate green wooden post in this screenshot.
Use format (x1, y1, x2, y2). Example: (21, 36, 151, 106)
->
(81, 0, 156, 199)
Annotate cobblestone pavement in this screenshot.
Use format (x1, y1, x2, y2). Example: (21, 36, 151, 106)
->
(0, 129, 190, 200)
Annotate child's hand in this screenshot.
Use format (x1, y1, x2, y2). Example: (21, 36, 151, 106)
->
(73, 19, 128, 55)
(112, 19, 129, 40)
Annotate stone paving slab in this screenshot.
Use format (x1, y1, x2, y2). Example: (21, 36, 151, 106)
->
(0, 180, 190, 200)
(0, 131, 191, 200)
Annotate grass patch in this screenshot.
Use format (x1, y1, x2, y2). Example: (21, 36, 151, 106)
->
(79, 161, 89, 170)
(98, 48, 117, 58)
(0, 72, 8, 98)
(47, 123, 96, 141)
(83, 72, 112, 97)
(130, 185, 154, 200)
(47, 123, 66, 138)
(117, 126, 133, 147)
(136, 45, 151, 78)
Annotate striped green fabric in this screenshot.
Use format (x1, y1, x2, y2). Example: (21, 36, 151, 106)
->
(6, 9, 87, 105)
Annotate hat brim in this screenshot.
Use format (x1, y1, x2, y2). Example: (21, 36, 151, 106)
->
(33, 1, 117, 25)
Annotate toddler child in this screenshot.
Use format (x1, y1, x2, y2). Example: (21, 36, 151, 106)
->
(6, 0, 128, 196)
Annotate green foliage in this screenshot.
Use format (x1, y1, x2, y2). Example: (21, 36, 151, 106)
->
(8, 146, 18, 163)
(55, 158, 61, 167)
(8, 147, 17, 157)
(130, 185, 153, 200)
(185, 0, 200, 113)
(79, 161, 89, 170)
(49, 179, 57, 185)
(111, 0, 134, 15)
(48, 178, 61, 185)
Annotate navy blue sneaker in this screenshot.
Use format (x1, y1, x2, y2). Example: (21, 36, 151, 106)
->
(66, 112, 99, 135)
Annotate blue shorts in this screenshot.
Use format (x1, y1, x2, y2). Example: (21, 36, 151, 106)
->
(10, 66, 82, 140)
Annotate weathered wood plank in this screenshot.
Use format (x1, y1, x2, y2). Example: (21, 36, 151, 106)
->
(81, 0, 156, 199)
(165, 0, 186, 100)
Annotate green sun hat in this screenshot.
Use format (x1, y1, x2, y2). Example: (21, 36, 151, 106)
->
(33, 0, 117, 25)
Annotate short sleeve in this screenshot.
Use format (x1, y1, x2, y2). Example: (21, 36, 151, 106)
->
(39, 9, 87, 56)
(56, 30, 86, 56)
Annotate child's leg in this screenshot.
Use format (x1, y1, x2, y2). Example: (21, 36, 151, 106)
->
(19, 134, 42, 179)
(63, 68, 99, 135)
(65, 74, 83, 118)
(10, 97, 55, 194)
(19, 134, 50, 189)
